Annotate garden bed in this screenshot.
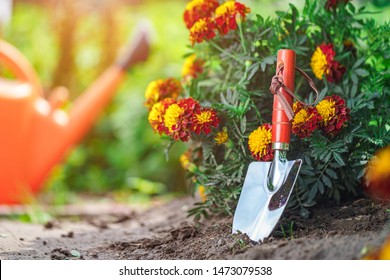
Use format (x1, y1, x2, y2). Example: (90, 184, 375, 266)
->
(0, 196, 388, 260)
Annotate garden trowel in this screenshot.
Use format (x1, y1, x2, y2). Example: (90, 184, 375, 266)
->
(233, 49, 302, 242)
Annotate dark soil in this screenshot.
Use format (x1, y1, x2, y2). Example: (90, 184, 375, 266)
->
(0, 196, 389, 260)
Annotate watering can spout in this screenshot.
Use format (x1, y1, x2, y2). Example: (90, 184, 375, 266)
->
(0, 21, 151, 204)
(66, 21, 151, 147)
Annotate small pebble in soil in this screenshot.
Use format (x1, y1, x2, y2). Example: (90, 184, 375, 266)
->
(61, 231, 74, 238)
(43, 240, 47, 246)
(19, 238, 24, 241)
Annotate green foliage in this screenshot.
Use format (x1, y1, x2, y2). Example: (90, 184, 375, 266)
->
(166, 0, 389, 217)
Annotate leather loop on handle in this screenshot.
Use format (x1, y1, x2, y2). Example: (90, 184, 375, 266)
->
(272, 49, 295, 148)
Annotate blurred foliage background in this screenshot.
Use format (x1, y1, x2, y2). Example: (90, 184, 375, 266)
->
(0, 0, 388, 205)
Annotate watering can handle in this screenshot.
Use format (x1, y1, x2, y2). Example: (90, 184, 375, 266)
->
(271, 49, 296, 150)
(0, 40, 43, 96)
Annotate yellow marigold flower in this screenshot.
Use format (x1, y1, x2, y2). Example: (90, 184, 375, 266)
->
(248, 124, 274, 161)
(147, 98, 174, 135)
(144, 80, 161, 104)
(316, 99, 336, 126)
(148, 102, 165, 131)
(215, 130, 228, 145)
(198, 185, 207, 202)
(293, 108, 310, 126)
(164, 104, 184, 133)
(311, 46, 329, 80)
(362, 236, 390, 260)
(215, 1, 236, 16)
(364, 146, 390, 201)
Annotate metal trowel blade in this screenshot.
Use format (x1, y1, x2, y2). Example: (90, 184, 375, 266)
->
(232, 159, 302, 242)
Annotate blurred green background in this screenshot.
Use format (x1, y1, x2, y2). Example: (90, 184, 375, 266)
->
(0, 0, 388, 205)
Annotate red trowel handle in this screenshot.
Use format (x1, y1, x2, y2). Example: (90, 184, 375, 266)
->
(272, 49, 296, 150)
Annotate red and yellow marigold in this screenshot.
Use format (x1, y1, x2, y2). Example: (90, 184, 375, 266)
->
(292, 102, 322, 139)
(164, 98, 201, 142)
(144, 78, 182, 109)
(248, 123, 274, 161)
(182, 54, 205, 81)
(311, 43, 346, 83)
(189, 17, 216, 45)
(316, 95, 350, 136)
(214, 0, 251, 35)
(148, 98, 175, 135)
(183, 0, 219, 29)
(192, 108, 220, 135)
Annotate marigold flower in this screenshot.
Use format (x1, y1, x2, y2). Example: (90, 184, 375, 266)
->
(144, 78, 182, 109)
(148, 98, 175, 135)
(182, 54, 205, 81)
(292, 102, 322, 139)
(326, 0, 350, 10)
(189, 17, 216, 45)
(215, 129, 228, 145)
(316, 95, 350, 136)
(310, 43, 346, 83)
(214, 0, 251, 35)
(198, 185, 207, 202)
(183, 0, 219, 29)
(164, 98, 201, 142)
(364, 146, 390, 202)
(248, 123, 274, 161)
(192, 108, 220, 135)
(180, 150, 197, 172)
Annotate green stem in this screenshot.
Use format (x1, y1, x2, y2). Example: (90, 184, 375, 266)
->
(238, 21, 247, 55)
(209, 41, 243, 63)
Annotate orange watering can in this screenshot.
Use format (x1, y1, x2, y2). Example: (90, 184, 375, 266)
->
(0, 22, 150, 204)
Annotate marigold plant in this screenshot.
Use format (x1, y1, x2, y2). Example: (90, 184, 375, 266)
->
(145, 0, 389, 218)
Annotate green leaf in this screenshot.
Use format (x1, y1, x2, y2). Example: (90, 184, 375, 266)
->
(325, 169, 338, 179)
(355, 68, 369, 77)
(333, 153, 346, 166)
(322, 174, 332, 188)
(308, 185, 318, 202)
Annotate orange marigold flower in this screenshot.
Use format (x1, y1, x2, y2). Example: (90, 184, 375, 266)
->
(310, 43, 346, 83)
(148, 98, 175, 135)
(326, 0, 350, 10)
(292, 102, 322, 139)
(144, 78, 182, 109)
(214, 0, 251, 35)
(316, 95, 350, 136)
(183, 0, 219, 29)
(364, 146, 390, 202)
(182, 54, 205, 81)
(192, 108, 220, 135)
(164, 98, 201, 142)
(248, 123, 274, 161)
(189, 17, 216, 45)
